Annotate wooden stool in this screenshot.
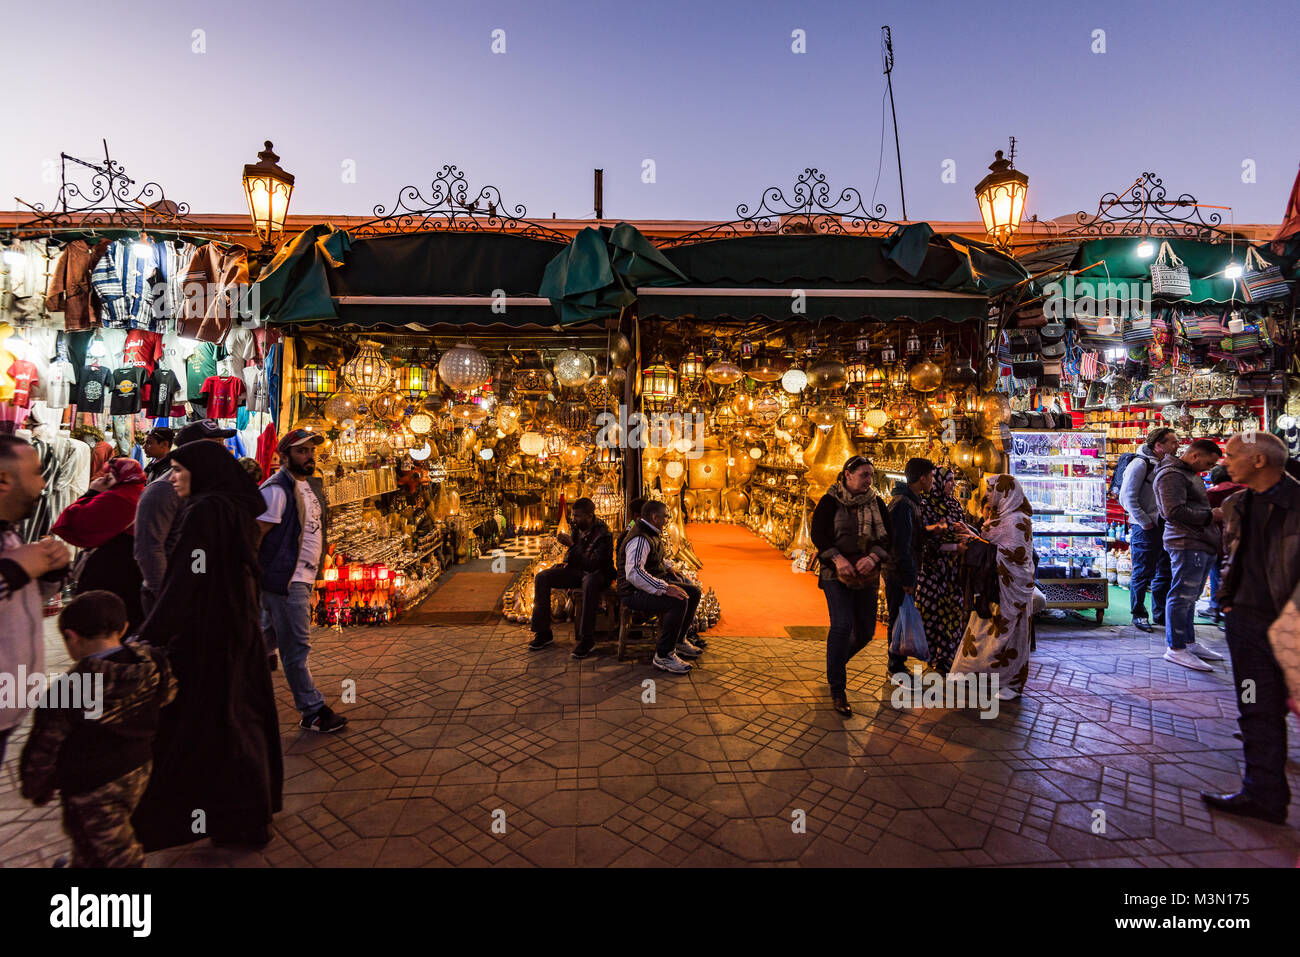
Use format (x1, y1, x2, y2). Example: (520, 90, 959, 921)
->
(617, 604, 661, 661)
(569, 585, 620, 644)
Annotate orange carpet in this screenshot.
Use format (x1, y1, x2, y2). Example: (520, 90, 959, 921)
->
(687, 522, 832, 638)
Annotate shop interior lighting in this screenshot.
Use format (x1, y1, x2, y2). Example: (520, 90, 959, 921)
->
(1223, 261, 1243, 280)
(1136, 240, 1154, 258)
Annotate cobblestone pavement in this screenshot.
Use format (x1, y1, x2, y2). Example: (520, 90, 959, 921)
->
(3, 614, 1298, 867)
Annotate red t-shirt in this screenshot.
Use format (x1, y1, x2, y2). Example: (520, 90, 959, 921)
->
(7, 360, 38, 407)
(200, 375, 245, 419)
(123, 329, 164, 375)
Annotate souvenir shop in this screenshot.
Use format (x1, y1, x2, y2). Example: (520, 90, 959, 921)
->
(0, 225, 279, 540)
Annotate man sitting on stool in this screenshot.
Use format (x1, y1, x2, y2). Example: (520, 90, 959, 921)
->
(528, 497, 615, 659)
(617, 499, 704, 674)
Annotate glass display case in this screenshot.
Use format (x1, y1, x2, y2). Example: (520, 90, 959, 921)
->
(1008, 430, 1109, 623)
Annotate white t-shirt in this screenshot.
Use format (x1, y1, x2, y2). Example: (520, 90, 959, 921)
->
(44, 359, 77, 408)
(243, 364, 269, 413)
(258, 478, 323, 584)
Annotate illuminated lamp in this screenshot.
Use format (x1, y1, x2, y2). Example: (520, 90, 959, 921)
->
(409, 413, 433, 436)
(408, 442, 432, 461)
(296, 364, 337, 397)
(863, 408, 889, 430)
(553, 349, 595, 388)
(748, 347, 787, 382)
(519, 431, 545, 456)
(394, 364, 434, 398)
(544, 432, 566, 455)
(369, 391, 404, 422)
(705, 358, 744, 386)
(974, 148, 1029, 247)
(242, 140, 295, 245)
(640, 357, 679, 408)
(781, 367, 808, 393)
(335, 440, 365, 466)
(341, 341, 393, 399)
(679, 349, 706, 382)
(665, 460, 684, 480)
(845, 354, 868, 385)
(479, 447, 494, 460)
(437, 342, 492, 391)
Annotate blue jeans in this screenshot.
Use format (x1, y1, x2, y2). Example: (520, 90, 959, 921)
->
(1129, 521, 1171, 622)
(261, 582, 326, 715)
(884, 579, 910, 673)
(1165, 549, 1213, 650)
(821, 578, 879, 693)
(1206, 560, 1221, 615)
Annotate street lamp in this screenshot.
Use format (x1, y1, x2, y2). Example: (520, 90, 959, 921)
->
(243, 140, 295, 255)
(974, 149, 1028, 247)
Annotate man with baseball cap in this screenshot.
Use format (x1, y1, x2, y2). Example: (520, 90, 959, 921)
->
(134, 419, 236, 617)
(255, 427, 346, 734)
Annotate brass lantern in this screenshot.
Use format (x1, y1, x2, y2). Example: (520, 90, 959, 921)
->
(748, 347, 787, 382)
(705, 357, 744, 386)
(974, 149, 1029, 247)
(341, 341, 393, 399)
(679, 349, 706, 383)
(393, 364, 434, 398)
(242, 141, 294, 246)
(640, 357, 679, 408)
(296, 364, 337, 397)
(845, 353, 868, 386)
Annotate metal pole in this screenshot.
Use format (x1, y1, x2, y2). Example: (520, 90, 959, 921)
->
(882, 26, 907, 221)
(594, 169, 604, 220)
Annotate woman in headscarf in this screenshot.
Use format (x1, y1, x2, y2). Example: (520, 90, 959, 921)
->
(810, 455, 891, 716)
(50, 457, 147, 631)
(131, 440, 284, 850)
(915, 467, 969, 674)
(950, 473, 1036, 700)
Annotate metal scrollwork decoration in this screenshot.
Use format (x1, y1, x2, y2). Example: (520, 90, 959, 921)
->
(15, 140, 195, 231)
(351, 164, 570, 242)
(661, 168, 900, 247)
(1065, 172, 1229, 240)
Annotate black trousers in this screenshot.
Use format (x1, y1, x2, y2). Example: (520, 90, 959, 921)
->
(621, 579, 702, 657)
(532, 565, 611, 640)
(1224, 607, 1292, 815)
(885, 578, 910, 673)
(821, 577, 879, 693)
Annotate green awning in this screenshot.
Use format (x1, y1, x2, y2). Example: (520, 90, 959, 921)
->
(539, 222, 688, 324)
(1061, 238, 1247, 303)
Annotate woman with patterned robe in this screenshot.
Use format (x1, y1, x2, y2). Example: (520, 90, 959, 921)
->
(916, 468, 967, 674)
(950, 474, 1036, 700)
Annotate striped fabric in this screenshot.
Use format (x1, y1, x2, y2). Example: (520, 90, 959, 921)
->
(90, 240, 156, 329)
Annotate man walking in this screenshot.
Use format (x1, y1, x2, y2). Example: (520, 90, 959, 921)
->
(528, 497, 615, 659)
(617, 499, 703, 675)
(141, 427, 174, 483)
(256, 428, 346, 733)
(1202, 431, 1298, 825)
(1121, 427, 1179, 633)
(0, 435, 72, 764)
(886, 457, 935, 679)
(134, 419, 233, 617)
(1154, 437, 1228, 671)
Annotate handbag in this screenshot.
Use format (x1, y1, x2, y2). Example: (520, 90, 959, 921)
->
(1121, 316, 1155, 344)
(1150, 241, 1192, 297)
(1241, 247, 1292, 303)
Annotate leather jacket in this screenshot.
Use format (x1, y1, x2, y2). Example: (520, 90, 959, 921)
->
(1217, 475, 1300, 616)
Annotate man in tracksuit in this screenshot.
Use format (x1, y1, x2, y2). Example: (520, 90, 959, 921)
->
(1120, 427, 1179, 633)
(885, 457, 935, 678)
(617, 499, 703, 675)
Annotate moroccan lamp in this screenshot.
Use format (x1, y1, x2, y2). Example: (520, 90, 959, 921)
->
(974, 149, 1029, 248)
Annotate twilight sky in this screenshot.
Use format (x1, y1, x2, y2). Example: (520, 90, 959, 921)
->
(3, 0, 1298, 227)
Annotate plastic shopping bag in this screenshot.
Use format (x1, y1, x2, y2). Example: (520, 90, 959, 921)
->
(889, 594, 929, 661)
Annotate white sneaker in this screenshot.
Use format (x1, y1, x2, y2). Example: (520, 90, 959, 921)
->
(995, 686, 1021, 701)
(653, 653, 693, 674)
(1186, 642, 1226, 662)
(1164, 648, 1213, 672)
(674, 640, 703, 659)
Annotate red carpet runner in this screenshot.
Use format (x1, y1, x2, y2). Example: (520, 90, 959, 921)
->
(687, 522, 831, 638)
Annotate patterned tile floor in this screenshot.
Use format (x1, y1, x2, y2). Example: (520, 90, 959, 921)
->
(2, 613, 1298, 868)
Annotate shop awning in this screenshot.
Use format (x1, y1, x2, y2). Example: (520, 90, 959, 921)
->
(255, 227, 570, 329)
(539, 222, 688, 324)
(637, 224, 1028, 322)
(1030, 238, 1250, 303)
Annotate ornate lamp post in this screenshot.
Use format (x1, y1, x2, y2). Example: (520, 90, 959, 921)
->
(974, 148, 1029, 247)
(242, 140, 295, 271)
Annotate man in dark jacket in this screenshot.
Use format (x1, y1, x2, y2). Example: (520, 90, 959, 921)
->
(528, 497, 615, 659)
(1120, 427, 1179, 632)
(1153, 438, 1227, 671)
(886, 457, 935, 678)
(1202, 431, 1299, 825)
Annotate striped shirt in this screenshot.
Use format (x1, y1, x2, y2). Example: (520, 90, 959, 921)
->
(90, 240, 155, 329)
(622, 522, 678, 596)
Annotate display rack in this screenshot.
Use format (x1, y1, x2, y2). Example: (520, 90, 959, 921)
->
(1009, 429, 1109, 622)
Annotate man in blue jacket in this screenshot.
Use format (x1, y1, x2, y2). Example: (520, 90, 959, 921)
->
(886, 458, 935, 679)
(256, 429, 346, 734)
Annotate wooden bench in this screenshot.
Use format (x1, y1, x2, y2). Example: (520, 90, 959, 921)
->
(616, 605, 661, 661)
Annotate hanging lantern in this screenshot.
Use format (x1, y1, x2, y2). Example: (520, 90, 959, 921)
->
(553, 348, 595, 388)
(929, 332, 945, 357)
(519, 431, 545, 456)
(974, 149, 1029, 247)
(806, 350, 847, 390)
(555, 395, 589, 431)
(496, 404, 521, 434)
(748, 347, 787, 382)
(354, 421, 386, 449)
(752, 390, 782, 425)
(450, 401, 489, 426)
(845, 353, 868, 385)
(335, 440, 365, 466)
(369, 391, 404, 422)
(640, 357, 679, 408)
(608, 332, 633, 368)
(730, 391, 756, 419)
(408, 442, 432, 462)
(545, 432, 566, 455)
(781, 367, 808, 393)
(592, 481, 623, 527)
(341, 341, 393, 399)
(296, 364, 337, 397)
(863, 407, 889, 430)
(438, 342, 492, 391)
(844, 396, 861, 424)
(409, 412, 433, 436)
(679, 349, 706, 382)
(421, 393, 445, 413)
(394, 364, 434, 398)
(323, 392, 360, 424)
(909, 359, 943, 393)
(808, 401, 841, 430)
(705, 358, 744, 386)
(864, 366, 886, 394)
(905, 330, 922, 357)
(880, 340, 897, 365)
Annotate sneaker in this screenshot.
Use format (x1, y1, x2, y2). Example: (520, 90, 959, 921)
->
(300, 705, 348, 733)
(1164, 648, 1213, 672)
(1132, 616, 1153, 633)
(652, 653, 693, 675)
(571, 637, 596, 659)
(674, 640, 704, 659)
(1186, 642, 1226, 662)
(687, 634, 708, 649)
(527, 633, 554, 651)
(996, 686, 1021, 701)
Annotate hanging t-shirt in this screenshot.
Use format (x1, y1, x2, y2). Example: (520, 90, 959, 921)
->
(109, 366, 146, 415)
(200, 374, 245, 419)
(7, 360, 39, 407)
(147, 368, 182, 418)
(224, 432, 247, 457)
(257, 478, 323, 584)
(44, 359, 77, 409)
(77, 365, 113, 412)
(225, 325, 259, 363)
(122, 329, 164, 374)
(242, 364, 269, 413)
(185, 342, 221, 403)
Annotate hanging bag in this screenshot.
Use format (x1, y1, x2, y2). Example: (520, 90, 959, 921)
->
(1241, 247, 1291, 303)
(888, 594, 929, 662)
(1150, 241, 1192, 297)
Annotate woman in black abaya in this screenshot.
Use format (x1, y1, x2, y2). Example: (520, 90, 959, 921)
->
(131, 440, 284, 850)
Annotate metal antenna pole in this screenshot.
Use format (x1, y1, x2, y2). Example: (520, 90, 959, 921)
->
(882, 26, 907, 221)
